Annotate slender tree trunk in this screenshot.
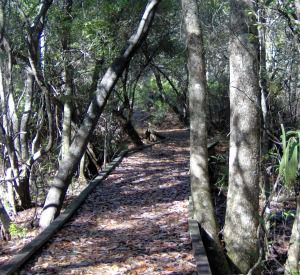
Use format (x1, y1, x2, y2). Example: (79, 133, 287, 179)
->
(113, 110, 143, 147)
(258, 6, 271, 204)
(224, 1, 260, 273)
(0, 1, 54, 211)
(86, 142, 101, 172)
(0, 58, 31, 209)
(182, 0, 230, 274)
(61, 86, 72, 159)
(20, 68, 33, 161)
(78, 154, 86, 180)
(61, 0, 73, 160)
(17, 168, 32, 209)
(39, 0, 161, 229)
(285, 195, 300, 274)
(152, 69, 187, 124)
(0, 198, 11, 240)
(4, 167, 16, 215)
(103, 133, 108, 169)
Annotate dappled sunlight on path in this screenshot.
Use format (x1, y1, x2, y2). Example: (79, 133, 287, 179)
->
(22, 129, 196, 274)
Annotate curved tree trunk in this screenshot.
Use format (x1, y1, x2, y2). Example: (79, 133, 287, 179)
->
(224, 0, 260, 273)
(39, 0, 161, 229)
(0, 1, 53, 211)
(182, 0, 230, 274)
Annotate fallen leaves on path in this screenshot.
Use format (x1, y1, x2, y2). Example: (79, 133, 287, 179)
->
(21, 129, 197, 274)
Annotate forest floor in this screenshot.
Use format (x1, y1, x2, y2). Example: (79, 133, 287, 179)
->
(1, 128, 198, 274)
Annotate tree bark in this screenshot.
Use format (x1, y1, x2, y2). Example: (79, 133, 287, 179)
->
(182, 0, 230, 274)
(0, 198, 11, 240)
(20, 68, 33, 161)
(224, 1, 260, 273)
(285, 195, 300, 274)
(39, 0, 161, 229)
(258, 5, 271, 204)
(61, 0, 73, 160)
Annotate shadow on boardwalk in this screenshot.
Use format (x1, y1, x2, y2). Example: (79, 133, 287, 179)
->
(21, 129, 197, 274)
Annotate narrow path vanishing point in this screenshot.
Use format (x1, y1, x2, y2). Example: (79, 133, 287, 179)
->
(22, 129, 197, 274)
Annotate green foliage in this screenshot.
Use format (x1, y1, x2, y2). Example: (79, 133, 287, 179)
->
(135, 76, 175, 124)
(19, 0, 40, 18)
(209, 154, 228, 191)
(135, 82, 150, 109)
(9, 223, 27, 238)
(82, 19, 110, 40)
(280, 0, 297, 15)
(281, 209, 295, 220)
(285, 267, 300, 275)
(279, 125, 300, 186)
(207, 80, 226, 93)
(152, 100, 168, 124)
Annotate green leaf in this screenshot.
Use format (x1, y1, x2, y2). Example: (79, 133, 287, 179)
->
(279, 125, 300, 186)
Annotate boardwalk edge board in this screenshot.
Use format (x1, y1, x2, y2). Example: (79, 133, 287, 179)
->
(188, 197, 212, 275)
(0, 140, 166, 275)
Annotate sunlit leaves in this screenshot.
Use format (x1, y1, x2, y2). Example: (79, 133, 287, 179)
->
(279, 125, 300, 186)
(18, 0, 40, 18)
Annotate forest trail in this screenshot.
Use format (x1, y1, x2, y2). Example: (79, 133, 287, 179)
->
(21, 129, 197, 274)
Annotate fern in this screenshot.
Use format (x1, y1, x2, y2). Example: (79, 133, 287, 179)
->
(279, 125, 300, 186)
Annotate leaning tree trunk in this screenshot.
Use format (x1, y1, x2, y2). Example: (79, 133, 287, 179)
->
(224, 0, 261, 273)
(182, 0, 230, 274)
(39, 0, 161, 229)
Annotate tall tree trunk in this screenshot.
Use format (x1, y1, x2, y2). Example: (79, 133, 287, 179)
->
(285, 195, 300, 274)
(20, 68, 33, 162)
(61, 0, 73, 160)
(182, 0, 230, 274)
(39, 0, 161, 229)
(258, 5, 271, 203)
(224, 0, 260, 273)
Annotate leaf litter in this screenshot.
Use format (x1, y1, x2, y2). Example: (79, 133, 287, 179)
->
(20, 129, 197, 274)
